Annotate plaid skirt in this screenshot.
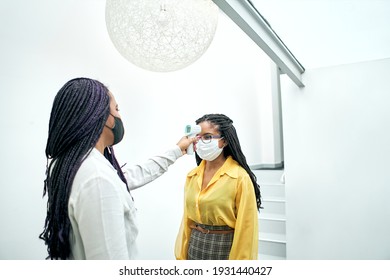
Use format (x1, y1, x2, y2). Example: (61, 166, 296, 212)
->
(188, 224, 234, 260)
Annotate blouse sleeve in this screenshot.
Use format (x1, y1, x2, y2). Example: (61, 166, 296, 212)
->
(123, 146, 183, 190)
(174, 213, 191, 260)
(174, 177, 193, 260)
(229, 174, 259, 260)
(73, 175, 130, 259)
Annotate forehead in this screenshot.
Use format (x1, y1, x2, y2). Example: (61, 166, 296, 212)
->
(108, 91, 117, 105)
(199, 121, 219, 134)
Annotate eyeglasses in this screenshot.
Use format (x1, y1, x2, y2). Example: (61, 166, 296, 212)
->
(196, 134, 223, 144)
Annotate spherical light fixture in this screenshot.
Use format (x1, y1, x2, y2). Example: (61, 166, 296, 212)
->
(105, 0, 219, 72)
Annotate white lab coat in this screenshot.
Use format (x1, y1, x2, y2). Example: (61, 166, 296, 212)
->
(68, 146, 182, 259)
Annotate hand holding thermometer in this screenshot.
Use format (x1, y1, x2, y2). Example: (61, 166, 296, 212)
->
(184, 124, 201, 155)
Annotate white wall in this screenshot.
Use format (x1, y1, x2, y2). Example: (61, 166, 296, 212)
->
(253, 0, 390, 69)
(3, 0, 388, 261)
(281, 58, 390, 259)
(0, 0, 273, 259)
(250, 0, 390, 259)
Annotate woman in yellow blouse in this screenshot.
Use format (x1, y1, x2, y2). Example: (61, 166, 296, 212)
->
(175, 114, 262, 260)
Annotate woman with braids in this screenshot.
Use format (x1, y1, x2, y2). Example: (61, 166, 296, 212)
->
(40, 77, 194, 260)
(175, 114, 261, 260)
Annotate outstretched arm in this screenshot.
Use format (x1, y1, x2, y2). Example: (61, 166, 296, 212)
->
(123, 136, 195, 190)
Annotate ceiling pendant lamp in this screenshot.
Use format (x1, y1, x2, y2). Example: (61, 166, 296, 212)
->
(105, 0, 219, 72)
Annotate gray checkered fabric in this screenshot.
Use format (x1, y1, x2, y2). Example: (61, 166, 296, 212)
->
(187, 224, 234, 260)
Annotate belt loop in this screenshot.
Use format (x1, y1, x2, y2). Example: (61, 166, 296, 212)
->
(191, 224, 234, 234)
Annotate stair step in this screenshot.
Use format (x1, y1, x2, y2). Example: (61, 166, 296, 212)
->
(259, 232, 286, 243)
(258, 254, 286, 260)
(252, 169, 287, 259)
(259, 239, 286, 258)
(260, 183, 285, 197)
(263, 196, 285, 202)
(252, 169, 285, 184)
(259, 213, 286, 221)
(259, 218, 286, 235)
(261, 199, 285, 215)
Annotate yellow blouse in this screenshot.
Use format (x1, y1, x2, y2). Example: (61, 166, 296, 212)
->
(175, 156, 258, 260)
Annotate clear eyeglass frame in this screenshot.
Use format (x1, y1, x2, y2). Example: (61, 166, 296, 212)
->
(196, 134, 222, 144)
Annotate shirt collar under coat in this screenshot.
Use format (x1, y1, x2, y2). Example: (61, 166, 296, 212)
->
(187, 156, 239, 180)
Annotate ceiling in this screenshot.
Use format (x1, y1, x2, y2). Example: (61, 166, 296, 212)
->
(249, 0, 390, 69)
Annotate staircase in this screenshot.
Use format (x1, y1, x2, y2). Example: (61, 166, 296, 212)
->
(253, 169, 286, 260)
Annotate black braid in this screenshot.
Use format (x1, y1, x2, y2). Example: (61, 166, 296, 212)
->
(104, 146, 129, 192)
(40, 78, 128, 259)
(195, 114, 262, 210)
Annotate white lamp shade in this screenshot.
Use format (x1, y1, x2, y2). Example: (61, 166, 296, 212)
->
(105, 0, 219, 72)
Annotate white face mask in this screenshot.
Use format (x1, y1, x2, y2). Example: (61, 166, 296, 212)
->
(196, 139, 224, 161)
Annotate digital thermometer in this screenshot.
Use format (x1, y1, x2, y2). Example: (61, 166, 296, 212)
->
(184, 124, 201, 154)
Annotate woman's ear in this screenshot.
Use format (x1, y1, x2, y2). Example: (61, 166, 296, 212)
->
(105, 113, 115, 129)
(220, 138, 228, 148)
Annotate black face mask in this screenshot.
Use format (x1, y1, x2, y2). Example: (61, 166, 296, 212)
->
(106, 114, 125, 145)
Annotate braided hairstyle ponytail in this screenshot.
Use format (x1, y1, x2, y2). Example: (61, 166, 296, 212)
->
(40, 78, 128, 259)
(195, 114, 262, 210)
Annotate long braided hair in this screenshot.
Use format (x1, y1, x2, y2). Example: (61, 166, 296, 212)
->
(39, 78, 128, 259)
(195, 114, 262, 210)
